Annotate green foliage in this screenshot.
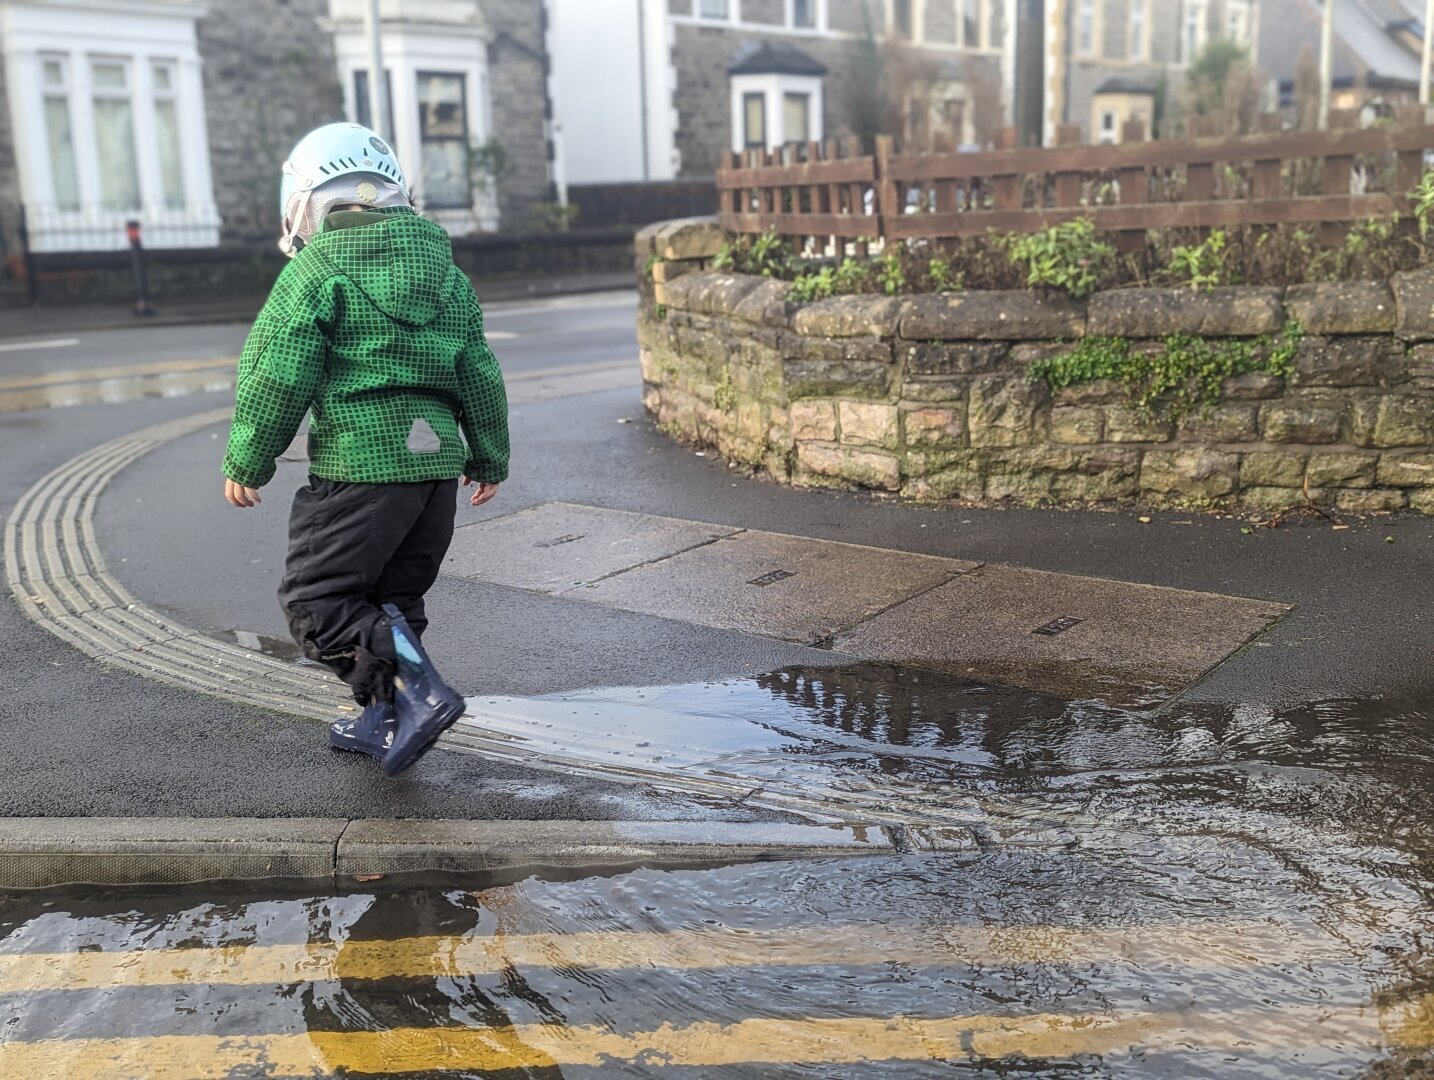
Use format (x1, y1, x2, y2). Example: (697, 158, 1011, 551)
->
(711, 228, 793, 277)
(927, 255, 964, 292)
(655, 303, 668, 321)
(1168, 229, 1230, 291)
(834, 257, 874, 293)
(536, 201, 581, 233)
(1187, 37, 1244, 103)
(713, 368, 736, 413)
(642, 254, 665, 281)
(1009, 218, 1115, 298)
(1029, 320, 1304, 421)
(1412, 172, 1434, 240)
(467, 137, 512, 196)
(788, 267, 837, 303)
(877, 251, 907, 296)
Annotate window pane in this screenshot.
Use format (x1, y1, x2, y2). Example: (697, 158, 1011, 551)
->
(43, 59, 64, 88)
(155, 99, 185, 210)
(44, 96, 79, 212)
(793, 0, 816, 27)
(1078, 0, 1094, 52)
(418, 72, 469, 208)
(744, 93, 766, 148)
(784, 93, 810, 143)
(963, 0, 979, 46)
(93, 97, 140, 211)
(1129, 0, 1145, 58)
(893, 0, 912, 37)
(419, 73, 466, 138)
(92, 62, 126, 91)
(153, 64, 172, 93)
(699, 0, 729, 17)
(420, 140, 470, 207)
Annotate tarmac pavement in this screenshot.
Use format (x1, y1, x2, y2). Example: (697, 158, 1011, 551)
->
(5, 292, 1434, 885)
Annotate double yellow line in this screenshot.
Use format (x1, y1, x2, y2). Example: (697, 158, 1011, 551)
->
(0, 922, 1430, 1074)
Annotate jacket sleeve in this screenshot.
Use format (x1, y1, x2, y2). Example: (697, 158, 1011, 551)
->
(222, 279, 331, 488)
(455, 306, 510, 484)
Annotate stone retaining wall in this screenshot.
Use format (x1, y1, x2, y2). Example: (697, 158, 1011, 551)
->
(635, 221, 1434, 513)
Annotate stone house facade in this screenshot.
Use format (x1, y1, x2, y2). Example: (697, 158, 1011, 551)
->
(0, 0, 552, 258)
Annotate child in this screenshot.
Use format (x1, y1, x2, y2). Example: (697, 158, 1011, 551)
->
(221, 122, 509, 777)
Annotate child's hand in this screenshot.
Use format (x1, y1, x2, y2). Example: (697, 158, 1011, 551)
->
(461, 476, 500, 507)
(224, 479, 263, 508)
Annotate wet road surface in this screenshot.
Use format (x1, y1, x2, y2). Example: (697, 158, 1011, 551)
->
(3, 666, 1432, 1077)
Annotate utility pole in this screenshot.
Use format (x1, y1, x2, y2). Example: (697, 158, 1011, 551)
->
(1422, 0, 1434, 116)
(364, 0, 391, 141)
(1318, 0, 1334, 129)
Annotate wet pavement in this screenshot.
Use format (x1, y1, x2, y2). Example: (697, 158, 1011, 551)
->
(3, 666, 1433, 1076)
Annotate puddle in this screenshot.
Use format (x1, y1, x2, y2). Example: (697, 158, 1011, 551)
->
(0, 370, 235, 412)
(228, 629, 308, 662)
(2, 665, 1433, 1074)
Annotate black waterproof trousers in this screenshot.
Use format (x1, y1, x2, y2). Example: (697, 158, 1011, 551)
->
(278, 476, 458, 705)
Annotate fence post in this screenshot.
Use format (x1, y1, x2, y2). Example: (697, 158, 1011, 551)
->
(18, 205, 38, 304)
(1115, 118, 1147, 253)
(874, 134, 897, 251)
(126, 220, 157, 317)
(1053, 124, 1083, 211)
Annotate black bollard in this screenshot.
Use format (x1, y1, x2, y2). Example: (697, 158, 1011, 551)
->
(126, 219, 156, 317)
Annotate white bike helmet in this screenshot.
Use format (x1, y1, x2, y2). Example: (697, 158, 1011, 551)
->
(278, 122, 410, 256)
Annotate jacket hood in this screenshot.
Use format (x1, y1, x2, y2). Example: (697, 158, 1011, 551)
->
(307, 208, 456, 327)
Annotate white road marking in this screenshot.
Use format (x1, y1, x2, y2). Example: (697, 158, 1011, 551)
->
(485, 331, 518, 340)
(484, 291, 637, 319)
(0, 337, 80, 353)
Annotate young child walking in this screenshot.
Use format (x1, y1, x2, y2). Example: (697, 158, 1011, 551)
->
(221, 122, 509, 777)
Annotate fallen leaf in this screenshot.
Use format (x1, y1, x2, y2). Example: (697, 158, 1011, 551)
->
(1138, 516, 1151, 524)
(1240, 527, 1253, 535)
(1331, 524, 1350, 531)
(354, 874, 385, 882)
(1385, 536, 1396, 544)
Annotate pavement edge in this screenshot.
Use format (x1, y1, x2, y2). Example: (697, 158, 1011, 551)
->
(0, 818, 904, 889)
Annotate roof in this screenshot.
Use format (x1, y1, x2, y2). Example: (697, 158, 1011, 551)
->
(1093, 76, 1156, 96)
(1261, 0, 1422, 90)
(726, 41, 828, 77)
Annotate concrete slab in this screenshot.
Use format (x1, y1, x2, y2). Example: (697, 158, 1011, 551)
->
(833, 565, 1291, 704)
(0, 817, 345, 889)
(577, 530, 976, 645)
(336, 819, 897, 877)
(445, 501, 739, 593)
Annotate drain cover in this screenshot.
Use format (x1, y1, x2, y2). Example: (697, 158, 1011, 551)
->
(1032, 616, 1085, 636)
(749, 569, 796, 587)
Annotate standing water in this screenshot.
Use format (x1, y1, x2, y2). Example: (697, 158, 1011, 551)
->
(1, 664, 1432, 1076)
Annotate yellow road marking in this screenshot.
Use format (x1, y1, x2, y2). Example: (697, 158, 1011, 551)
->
(0, 1002, 1427, 1078)
(0, 921, 1301, 993)
(0, 356, 238, 391)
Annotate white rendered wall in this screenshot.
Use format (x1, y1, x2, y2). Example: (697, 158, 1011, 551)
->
(549, 0, 647, 184)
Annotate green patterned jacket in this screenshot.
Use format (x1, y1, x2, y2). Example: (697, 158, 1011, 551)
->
(222, 206, 509, 489)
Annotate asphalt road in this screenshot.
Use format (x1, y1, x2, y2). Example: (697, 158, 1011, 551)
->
(5, 290, 1434, 821)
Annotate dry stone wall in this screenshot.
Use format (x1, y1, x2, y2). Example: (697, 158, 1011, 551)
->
(636, 221, 1434, 513)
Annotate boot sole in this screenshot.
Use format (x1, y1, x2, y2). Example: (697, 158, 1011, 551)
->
(381, 698, 464, 778)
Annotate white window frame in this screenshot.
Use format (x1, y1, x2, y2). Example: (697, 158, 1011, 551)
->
(1128, 0, 1150, 61)
(1181, 0, 1208, 62)
(1225, 0, 1251, 44)
(729, 73, 825, 153)
(1, 0, 219, 252)
(39, 52, 79, 213)
(1098, 109, 1119, 144)
(788, 0, 825, 32)
(332, 14, 497, 233)
(1075, 0, 1098, 57)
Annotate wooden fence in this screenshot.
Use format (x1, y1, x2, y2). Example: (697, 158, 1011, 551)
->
(716, 111, 1434, 251)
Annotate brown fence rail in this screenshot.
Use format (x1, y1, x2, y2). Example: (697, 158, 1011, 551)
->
(716, 112, 1434, 251)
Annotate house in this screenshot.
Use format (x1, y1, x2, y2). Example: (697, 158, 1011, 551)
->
(550, 0, 1263, 184)
(0, 0, 553, 257)
(1260, 0, 1424, 119)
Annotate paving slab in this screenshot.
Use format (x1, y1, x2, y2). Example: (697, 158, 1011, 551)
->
(576, 530, 976, 645)
(832, 565, 1291, 704)
(445, 501, 739, 593)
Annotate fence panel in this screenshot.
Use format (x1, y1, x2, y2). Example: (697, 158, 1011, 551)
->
(719, 119, 1434, 246)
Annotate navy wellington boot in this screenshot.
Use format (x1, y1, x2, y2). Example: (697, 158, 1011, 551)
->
(380, 604, 465, 777)
(329, 702, 397, 758)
